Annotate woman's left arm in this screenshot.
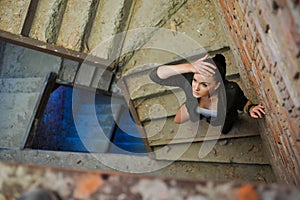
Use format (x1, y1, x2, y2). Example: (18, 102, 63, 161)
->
(243, 100, 266, 118)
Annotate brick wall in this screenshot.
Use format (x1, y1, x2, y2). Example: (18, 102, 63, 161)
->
(216, 0, 300, 185)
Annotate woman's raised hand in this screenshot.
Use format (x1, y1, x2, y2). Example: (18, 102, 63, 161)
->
(191, 54, 216, 76)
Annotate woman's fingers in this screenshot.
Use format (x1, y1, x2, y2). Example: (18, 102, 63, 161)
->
(198, 54, 208, 61)
(192, 58, 216, 76)
(250, 104, 266, 118)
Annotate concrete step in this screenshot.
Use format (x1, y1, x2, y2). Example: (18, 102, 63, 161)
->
(134, 89, 186, 122)
(124, 68, 180, 100)
(152, 161, 276, 183)
(120, 0, 187, 66)
(29, 0, 67, 43)
(86, 0, 132, 59)
(0, 93, 39, 111)
(0, 77, 44, 93)
(153, 136, 270, 165)
(0, 0, 31, 34)
(56, 0, 98, 51)
(0, 43, 61, 79)
(0, 93, 39, 148)
(144, 114, 260, 146)
(0, 149, 276, 183)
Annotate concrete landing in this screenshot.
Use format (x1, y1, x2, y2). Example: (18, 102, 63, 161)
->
(0, 149, 276, 183)
(153, 136, 269, 164)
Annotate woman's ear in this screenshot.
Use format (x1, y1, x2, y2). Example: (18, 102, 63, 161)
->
(214, 82, 221, 91)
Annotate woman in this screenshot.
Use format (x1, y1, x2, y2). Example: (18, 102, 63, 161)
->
(150, 54, 265, 134)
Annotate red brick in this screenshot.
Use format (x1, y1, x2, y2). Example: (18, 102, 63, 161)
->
(239, 49, 248, 66)
(237, 0, 247, 11)
(219, 0, 226, 11)
(245, 13, 257, 43)
(220, 0, 300, 184)
(233, 0, 245, 20)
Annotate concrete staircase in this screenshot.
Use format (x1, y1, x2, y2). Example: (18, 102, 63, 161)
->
(122, 64, 276, 183)
(0, 0, 277, 184)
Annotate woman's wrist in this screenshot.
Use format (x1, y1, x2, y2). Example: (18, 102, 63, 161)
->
(246, 104, 258, 116)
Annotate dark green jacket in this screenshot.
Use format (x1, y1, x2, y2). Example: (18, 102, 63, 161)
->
(150, 67, 248, 133)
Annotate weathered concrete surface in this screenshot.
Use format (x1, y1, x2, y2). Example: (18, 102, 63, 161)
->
(144, 114, 261, 146)
(86, 0, 133, 60)
(29, 0, 67, 43)
(57, 59, 79, 84)
(154, 136, 269, 164)
(0, 150, 276, 183)
(0, 43, 61, 78)
(74, 63, 96, 87)
(90, 68, 113, 91)
(0, 93, 39, 148)
(0, 44, 60, 148)
(0, 77, 44, 93)
(58, 57, 113, 91)
(122, 0, 231, 74)
(135, 90, 186, 122)
(0, 0, 31, 34)
(56, 0, 98, 51)
(119, 0, 187, 66)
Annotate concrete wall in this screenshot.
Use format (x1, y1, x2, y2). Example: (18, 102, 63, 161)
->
(215, 0, 300, 185)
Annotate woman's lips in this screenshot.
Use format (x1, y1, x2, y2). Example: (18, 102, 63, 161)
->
(193, 90, 200, 96)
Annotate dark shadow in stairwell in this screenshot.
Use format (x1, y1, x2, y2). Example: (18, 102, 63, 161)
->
(26, 85, 147, 155)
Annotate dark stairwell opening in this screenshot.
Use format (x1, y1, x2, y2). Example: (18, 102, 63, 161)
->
(24, 83, 147, 155)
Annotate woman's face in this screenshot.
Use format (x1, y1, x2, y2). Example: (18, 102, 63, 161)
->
(192, 73, 220, 98)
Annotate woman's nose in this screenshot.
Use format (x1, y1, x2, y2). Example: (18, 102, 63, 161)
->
(194, 83, 200, 90)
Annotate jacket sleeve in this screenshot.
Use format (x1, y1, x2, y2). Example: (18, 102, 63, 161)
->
(234, 82, 249, 111)
(150, 66, 199, 122)
(149, 66, 192, 88)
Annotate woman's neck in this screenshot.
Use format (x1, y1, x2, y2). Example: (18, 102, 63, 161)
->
(199, 94, 218, 110)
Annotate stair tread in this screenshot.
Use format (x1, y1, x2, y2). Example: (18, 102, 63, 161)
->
(0, 126, 28, 148)
(29, 0, 66, 43)
(144, 114, 260, 146)
(0, 0, 30, 34)
(87, 0, 129, 59)
(153, 136, 269, 164)
(0, 92, 39, 148)
(135, 89, 186, 122)
(124, 68, 180, 100)
(0, 92, 39, 109)
(153, 161, 276, 183)
(0, 149, 276, 183)
(56, 0, 96, 51)
(0, 77, 44, 93)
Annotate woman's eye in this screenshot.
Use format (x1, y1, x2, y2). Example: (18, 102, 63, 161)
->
(202, 83, 208, 87)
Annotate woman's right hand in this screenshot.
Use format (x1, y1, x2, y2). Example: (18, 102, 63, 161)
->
(191, 54, 216, 76)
